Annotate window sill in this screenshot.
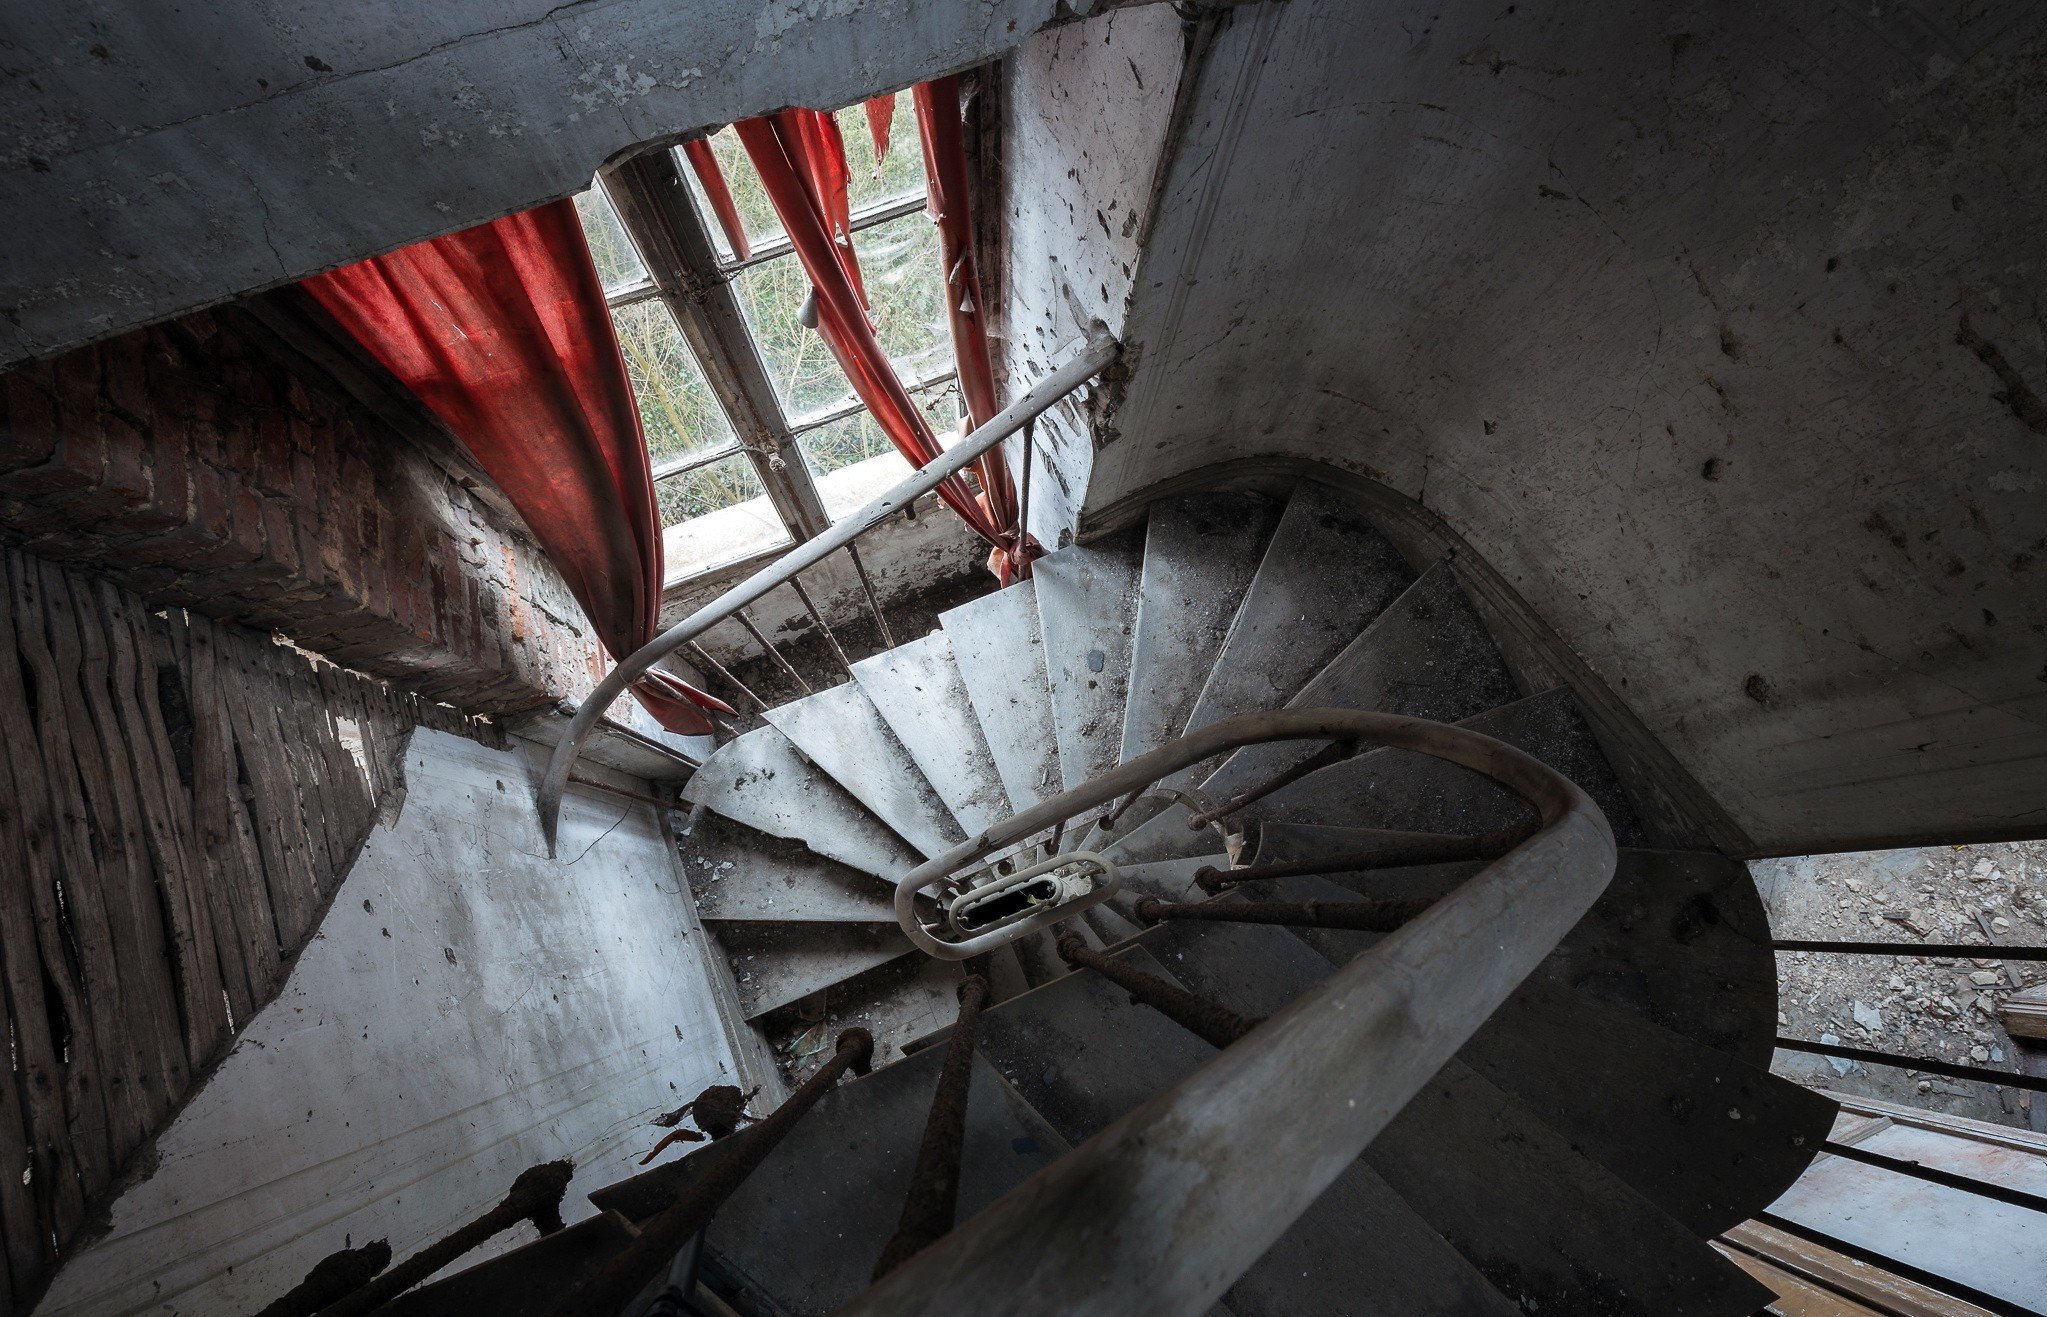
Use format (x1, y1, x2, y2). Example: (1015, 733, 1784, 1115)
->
(659, 448, 918, 589)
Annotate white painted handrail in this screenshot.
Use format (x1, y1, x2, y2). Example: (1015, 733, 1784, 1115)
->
(536, 326, 1121, 853)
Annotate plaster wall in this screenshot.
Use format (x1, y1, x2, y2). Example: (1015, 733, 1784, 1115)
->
(2, 0, 1158, 366)
(996, 5, 1187, 549)
(1089, 0, 2047, 855)
(36, 728, 739, 1316)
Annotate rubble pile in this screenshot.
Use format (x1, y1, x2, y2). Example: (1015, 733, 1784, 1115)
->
(1755, 840, 2045, 1127)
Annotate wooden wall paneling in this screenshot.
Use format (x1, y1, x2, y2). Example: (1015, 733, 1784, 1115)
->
(103, 581, 232, 1062)
(50, 562, 190, 1112)
(0, 566, 94, 1271)
(7, 554, 146, 1170)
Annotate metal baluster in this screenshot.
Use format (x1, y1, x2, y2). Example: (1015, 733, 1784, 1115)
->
(735, 607, 812, 695)
(1056, 935, 1260, 1048)
(547, 1030, 875, 1317)
(873, 977, 992, 1280)
(1194, 821, 1539, 891)
(1013, 417, 1035, 579)
(845, 542, 896, 649)
(1184, 740, 1362, 831)
(789, 575, 855, 676)
(686, 640, 769, 713)
(1135, 895, 1437, 934)
(315, 1161, 573, 1317)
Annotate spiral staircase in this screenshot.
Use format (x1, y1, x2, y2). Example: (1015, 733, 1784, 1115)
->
(388, 479, 1834, 1315)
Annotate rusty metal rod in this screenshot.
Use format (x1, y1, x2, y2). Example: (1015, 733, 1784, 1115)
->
(1196, 821, 1538, 891)
(687, 640, 769, 713)
(1184, 740, 1358, 831)
(845, 542, 895, 649)
(1818, 1139, 2047, 1216)
(735, 607, 812, 695)
(1135, 895, 1437, 934)
(567, 774, 679, 813)
(1773, 939, 2047, 961)
(873, 977, 992, 1280)
(789, 575, 855, 675)
(256, 1240, 393, 1317)
(1774, 1036, 2047, 1094)
(548, 1029, 875, 1317)
(1056, 935, 1261, 1049)
(1014, 418, 1035, 579)
(315, 1160, 574, 1317)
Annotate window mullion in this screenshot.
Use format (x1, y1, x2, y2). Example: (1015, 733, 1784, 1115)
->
(600, 150, 832, 543)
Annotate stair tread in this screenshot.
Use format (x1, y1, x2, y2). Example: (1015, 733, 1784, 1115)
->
(716, 922, 914, 1019)
(683, 726, 922, 879)
(1199, 559, 1519, 803)
(1144, 917, 1773, 1317)
(1178, 483, 1414, 753)
(1260, 874, 1831, 1235)
(1252, 686, 1645, 843)
(940, 581, 1064, 810)
(973, 943, 1214, 1144)
(1034, 524, 1145, 789)
(705, 1048, 1070, 1316)
(1270, 845, 1779, 1067)
(681, 811, 896, 923)
(1120, 491, 1285, 765)
(764, 682, 965, 859)
(852, 631, 1015, 837)
(1368, 1059, 1775, 1316)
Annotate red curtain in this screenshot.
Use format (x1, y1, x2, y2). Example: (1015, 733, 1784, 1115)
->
(734, 100, 1035, 582)
(301, 200, 734, 736)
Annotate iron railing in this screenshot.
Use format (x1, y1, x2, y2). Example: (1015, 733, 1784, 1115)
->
(535, 326, 1122, 853)
(846, 708, 1616, 1314)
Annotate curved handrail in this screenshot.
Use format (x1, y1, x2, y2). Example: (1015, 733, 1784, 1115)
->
(850, 707, 1616, 1314)
(536, 326, 1122, 853)
(893, 706, 1592, 959)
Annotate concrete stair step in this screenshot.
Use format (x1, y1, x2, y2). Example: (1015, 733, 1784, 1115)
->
(939, 580, 1064, 809)
(682, 726, 921, 880)
(852, 631, 1015, 837)
(1120, 490, 1285, 765)
(1033, 522, 1146, 791)
(680, 811, 896, 923)
(764, 681, 964, 859)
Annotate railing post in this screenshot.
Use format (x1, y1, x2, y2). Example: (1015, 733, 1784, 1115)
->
(1056, 935, 1261, 1048)
(546, 1029, 874, 1317)
(872, 977, 991, 1280)
(1135, 894, 1437, 933)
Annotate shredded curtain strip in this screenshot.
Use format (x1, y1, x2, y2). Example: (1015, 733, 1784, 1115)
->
(733, 81, 1035, 582)
(301, 200, 735, 736)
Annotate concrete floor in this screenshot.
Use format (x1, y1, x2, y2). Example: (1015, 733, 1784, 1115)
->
(1755, 841, 2047, 1129)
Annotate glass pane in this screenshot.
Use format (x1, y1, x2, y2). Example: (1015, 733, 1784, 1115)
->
(733, 254, 849, 419)
(654, 450, 766, 527)
(857, 209, 951, 382)
(572, 188, 645, 292)
(610, 301, 736, 467)
(735, 211, 951, 422)
(798, 380, 962, 520)
(658, 452, 792, 578)
(840, 90, 926, 214)
(677, 128, 785, 259)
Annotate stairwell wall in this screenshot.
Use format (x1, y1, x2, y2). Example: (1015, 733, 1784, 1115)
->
(32, 729, 743, 1317)
(1080, 0, 2047, 856)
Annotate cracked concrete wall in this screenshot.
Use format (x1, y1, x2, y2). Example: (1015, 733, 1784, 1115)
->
(0, 0, 1146, 367)
(1086, 0, 2047, 855)
(34, 729, 739, 1316)
(996, 4, 1187, 550)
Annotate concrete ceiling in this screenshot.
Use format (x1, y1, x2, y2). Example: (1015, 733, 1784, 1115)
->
(1089, 0, 2047, 854)
(0, 0, 1134, 366)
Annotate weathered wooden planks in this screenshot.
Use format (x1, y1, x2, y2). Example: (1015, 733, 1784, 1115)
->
(0, 545, 491, 1315)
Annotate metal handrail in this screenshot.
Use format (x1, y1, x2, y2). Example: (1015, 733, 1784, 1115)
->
(850, 708, 1616, 1314)
(535, 326, 1121, 853)
(895, 707, 1579, 959)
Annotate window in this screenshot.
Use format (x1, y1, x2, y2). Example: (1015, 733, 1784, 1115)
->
(576, 91, 962, 583)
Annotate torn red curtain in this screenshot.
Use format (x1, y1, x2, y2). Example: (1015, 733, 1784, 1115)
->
(301, 199, 734, 736)
(733, 100, 1034, 581)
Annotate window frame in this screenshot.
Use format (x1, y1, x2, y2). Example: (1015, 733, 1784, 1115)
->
(597, 142, 955, 585)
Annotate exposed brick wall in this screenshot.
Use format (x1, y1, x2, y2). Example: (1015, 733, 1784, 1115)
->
(0, 309, 613, 720)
